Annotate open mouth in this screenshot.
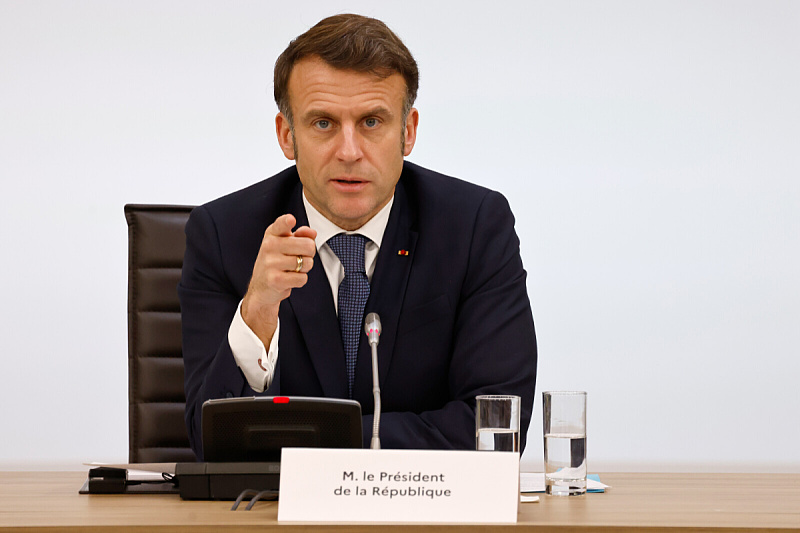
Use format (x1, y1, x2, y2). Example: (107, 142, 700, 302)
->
(331, 177, 368, 191)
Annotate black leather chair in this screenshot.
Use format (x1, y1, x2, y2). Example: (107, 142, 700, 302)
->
(125, 204, 196, 463)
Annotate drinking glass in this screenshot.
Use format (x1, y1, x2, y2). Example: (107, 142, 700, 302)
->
(475, 395, 520, 452)
(543, 391, 587, 495)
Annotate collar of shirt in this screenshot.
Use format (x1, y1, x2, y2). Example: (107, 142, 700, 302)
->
(302, 191, 393, 311)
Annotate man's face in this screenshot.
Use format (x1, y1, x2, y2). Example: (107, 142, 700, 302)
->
(276, 57, 418, 231)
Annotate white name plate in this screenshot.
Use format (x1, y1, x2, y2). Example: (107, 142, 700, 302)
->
(278, 448, 519, 524)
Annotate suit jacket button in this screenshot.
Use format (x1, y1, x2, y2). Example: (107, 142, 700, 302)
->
(225, 392, 233, 398)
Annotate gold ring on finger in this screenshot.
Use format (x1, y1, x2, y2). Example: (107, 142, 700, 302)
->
(295, 255, 304, 273)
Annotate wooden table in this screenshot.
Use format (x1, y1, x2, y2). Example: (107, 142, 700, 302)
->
(1, 471, 798, 531)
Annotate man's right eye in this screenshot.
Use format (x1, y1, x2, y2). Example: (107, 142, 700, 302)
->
(315, 120, 330, 130)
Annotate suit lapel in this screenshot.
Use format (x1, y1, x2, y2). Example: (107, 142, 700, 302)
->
(286, 185, 349, 399)
(355, 179, 418, 397)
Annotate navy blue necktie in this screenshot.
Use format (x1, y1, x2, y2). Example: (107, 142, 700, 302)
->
(327, 233, 370, 398)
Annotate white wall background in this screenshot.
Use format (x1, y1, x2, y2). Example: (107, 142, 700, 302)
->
(1, 0, 798, 472)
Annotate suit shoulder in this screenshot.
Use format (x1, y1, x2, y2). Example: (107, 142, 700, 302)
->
(401, 161, 505, 210)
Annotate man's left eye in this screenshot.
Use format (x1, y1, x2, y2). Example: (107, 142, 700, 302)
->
(364, 118, 378, 128)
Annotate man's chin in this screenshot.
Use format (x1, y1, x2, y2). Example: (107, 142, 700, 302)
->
(327, 203, 378, 230)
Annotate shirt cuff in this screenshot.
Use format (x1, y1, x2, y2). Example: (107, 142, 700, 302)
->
(228, 299, 279, 393)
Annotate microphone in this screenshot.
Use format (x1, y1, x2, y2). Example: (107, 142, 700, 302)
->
(364, 312, 381, 346)
(364, 313, 382, 449)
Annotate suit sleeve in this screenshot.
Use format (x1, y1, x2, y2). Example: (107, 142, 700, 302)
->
(372, 190, 537, 451)
(178, 205, 254, 459)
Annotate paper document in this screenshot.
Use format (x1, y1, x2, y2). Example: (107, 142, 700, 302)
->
(520, 473, 609, 493)
(84, 462, 176, 481)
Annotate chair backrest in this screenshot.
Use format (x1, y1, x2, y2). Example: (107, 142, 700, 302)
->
(125, 204, 196, 463)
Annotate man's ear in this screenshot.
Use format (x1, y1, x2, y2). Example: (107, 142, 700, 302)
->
(403, 108, 419, 156)
(276, 112, 296, 160)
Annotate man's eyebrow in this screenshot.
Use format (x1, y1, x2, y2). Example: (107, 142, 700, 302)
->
(361, 106, 393, 119)
(301, 109, 331, 122)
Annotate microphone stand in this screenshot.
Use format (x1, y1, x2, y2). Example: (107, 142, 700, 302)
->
(364, 312, 382, 450)
(370, 341, 381, 450)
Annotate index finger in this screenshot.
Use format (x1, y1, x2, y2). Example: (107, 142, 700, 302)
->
(267, 214, 297, 237)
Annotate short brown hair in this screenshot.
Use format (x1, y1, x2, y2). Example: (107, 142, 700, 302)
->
(274, 14, 419, 124)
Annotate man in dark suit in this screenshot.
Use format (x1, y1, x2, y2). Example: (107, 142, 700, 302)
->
(179, 14, 537, 459)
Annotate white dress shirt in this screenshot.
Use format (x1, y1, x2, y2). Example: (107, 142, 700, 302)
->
(228, 191, 393, 393)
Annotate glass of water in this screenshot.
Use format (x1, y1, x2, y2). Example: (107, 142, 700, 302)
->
(543, 391, 587, 496)
(475, 395, 521, 452)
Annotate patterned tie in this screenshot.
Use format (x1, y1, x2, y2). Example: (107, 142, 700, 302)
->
(326, 233, 370, 398)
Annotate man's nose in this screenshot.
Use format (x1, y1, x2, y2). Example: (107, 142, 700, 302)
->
(335, 124, 363, 162)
